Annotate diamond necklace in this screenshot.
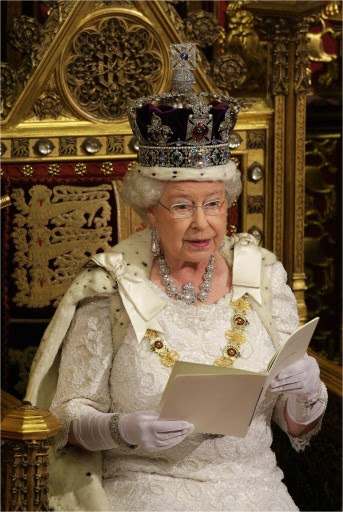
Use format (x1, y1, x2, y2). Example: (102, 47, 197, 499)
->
(157, 254, 215, 305)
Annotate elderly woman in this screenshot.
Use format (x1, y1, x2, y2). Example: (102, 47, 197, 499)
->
(25, 45, 327, 512)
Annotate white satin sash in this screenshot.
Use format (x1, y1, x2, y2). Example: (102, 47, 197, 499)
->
(231, 234, 262, 305)
(90, 253, 165, 342)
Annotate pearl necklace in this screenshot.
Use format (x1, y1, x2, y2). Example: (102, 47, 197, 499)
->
(157, 254, 215, 305)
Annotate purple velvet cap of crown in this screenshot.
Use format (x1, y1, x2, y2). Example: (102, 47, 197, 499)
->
(136, 101, 233, 145)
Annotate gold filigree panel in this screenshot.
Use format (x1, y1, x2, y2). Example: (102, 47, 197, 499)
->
(59, 11, 168, 121)
(11, 184, 113, 307)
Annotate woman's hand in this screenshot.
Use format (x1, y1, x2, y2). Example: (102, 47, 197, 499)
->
(269, 355, 320, 396)
(270, 355, 326, 430)
(118, 410, 194, 452)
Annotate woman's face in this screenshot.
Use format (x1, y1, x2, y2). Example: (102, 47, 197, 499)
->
(147, 181, 228, 266)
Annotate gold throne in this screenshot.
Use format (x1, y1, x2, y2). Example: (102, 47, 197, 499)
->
(1, 1, 341, 510)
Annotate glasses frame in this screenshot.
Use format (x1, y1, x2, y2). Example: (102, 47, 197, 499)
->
(158, 198, 227, 219)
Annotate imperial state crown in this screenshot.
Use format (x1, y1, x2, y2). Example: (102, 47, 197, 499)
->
(127, 43, 240, 179)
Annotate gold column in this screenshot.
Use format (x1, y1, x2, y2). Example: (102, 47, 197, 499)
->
(246, 1, 325, 323)
(1, 395, 61, 512)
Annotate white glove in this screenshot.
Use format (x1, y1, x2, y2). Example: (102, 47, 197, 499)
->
(118, 410, 194, 452)
(72, 410, 117, 451)
(270, 354, 320, 396)
(270, 355, 326, 425)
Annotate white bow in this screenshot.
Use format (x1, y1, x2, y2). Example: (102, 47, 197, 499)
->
(90, 253, 165, 342)
(231, 234, 262, 305)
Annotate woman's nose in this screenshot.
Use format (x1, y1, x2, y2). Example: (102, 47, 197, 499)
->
(190, 206, 210, 230)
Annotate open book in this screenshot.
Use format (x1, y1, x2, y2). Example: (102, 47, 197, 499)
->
(158, 317, 319, 438)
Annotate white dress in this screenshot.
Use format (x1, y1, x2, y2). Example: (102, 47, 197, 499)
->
(51, 261, 317, 512)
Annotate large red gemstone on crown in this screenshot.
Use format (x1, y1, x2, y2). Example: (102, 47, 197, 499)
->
(154, 340, 164, 350)
(193, 122, 209, 141)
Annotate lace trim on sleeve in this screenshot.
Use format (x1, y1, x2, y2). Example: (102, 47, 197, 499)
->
(272, 383, 327, 452)
(50, 296, 113, 451)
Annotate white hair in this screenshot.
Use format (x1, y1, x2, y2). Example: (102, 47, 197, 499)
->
(119, 163, 242, 223)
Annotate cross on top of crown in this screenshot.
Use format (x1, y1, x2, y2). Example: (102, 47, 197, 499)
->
(170, 43, 197, 71)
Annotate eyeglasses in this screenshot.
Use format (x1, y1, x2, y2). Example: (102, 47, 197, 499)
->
(158, 199, 226, 219)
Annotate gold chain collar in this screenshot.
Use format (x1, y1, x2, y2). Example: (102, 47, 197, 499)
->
(144, 294, 250, 368)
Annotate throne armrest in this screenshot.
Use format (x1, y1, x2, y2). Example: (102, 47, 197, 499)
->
(1, 389, 61, 511)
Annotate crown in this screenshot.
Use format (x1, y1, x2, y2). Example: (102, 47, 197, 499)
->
(127, 43, 240, 180)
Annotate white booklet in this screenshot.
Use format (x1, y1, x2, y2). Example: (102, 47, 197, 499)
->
(158, 317, 319, 438)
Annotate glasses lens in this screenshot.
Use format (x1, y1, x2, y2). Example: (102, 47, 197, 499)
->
(170, 204, 194, 218)
(202, 200, 224, 215)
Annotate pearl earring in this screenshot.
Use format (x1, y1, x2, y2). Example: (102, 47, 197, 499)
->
(151, 225, 161, 257)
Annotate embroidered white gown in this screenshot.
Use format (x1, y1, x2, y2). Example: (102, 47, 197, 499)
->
(51, 261, 319, 512)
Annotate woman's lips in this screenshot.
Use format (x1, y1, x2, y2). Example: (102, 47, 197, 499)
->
(186, 239, 211, 249)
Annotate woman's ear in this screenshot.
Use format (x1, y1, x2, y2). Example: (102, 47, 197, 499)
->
(146, 206, 156, 226)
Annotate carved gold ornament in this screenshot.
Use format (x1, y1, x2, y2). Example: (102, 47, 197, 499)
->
(184, 10, 221, 47)
(107, 136, 124, 154)
(0, 63, 18, 120)
(212, 53, 247, 90)
(33, 92, 64, 120)
(63, 15, 164, 121)
(9, 15, 43, 56)
(12, 139, 29, 158)
(11, 184, 113, 307)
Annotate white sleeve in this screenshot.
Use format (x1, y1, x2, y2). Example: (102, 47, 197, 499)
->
(269, 261, 327, 451)
(50, 296, 113, 450)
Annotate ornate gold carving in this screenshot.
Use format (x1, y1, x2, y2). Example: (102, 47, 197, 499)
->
(74, 162, 87, 175)
(247, 195, 264, 214)
(20, 164, 34, 177)
(11, 138, 29, 158)
(10, 15, 43, 55)
(160, 2, 187, 39)
(323, 0, 341, 18)
(224, 3, 267, 91)
(247, 130, 265, 149)
(64, 16, 164, 121)
(294, 94, 306, 272)
(291, 273, 307, 325)
(47, 163, 60, 176)
(269, 20, 290, 95)
(0, 63, 18, 119)
(107, 135, 124, 154)
(2, 440, 51, 511)
(11, 184, 113, 307)
(0, 195, 12, 209)
(2, 401, 61, 511)
(294, 17, 317, 94)
(59, 136, 77, 156)
(33, 1, 75, 61)
(308, 17, 337, 63)
(33, 91, 64, 120)
(100, 161, 114, 175)
(211, 53, 247, 90)
(95, 0, 134, 7)
(273, 95, 285, 259)
(184, 10, 221, 47)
